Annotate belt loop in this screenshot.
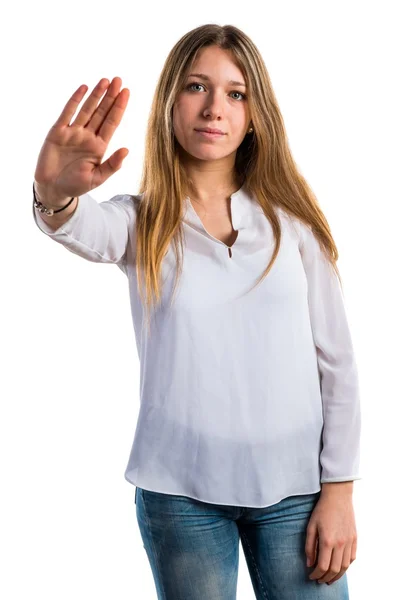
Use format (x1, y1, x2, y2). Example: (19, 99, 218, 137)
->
(135, 487, 138, 504)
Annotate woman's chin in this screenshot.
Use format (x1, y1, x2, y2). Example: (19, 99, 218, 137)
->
(183, 146, 232, 162)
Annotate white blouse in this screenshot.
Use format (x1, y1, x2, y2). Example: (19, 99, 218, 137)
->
(32, 182, 361, 508)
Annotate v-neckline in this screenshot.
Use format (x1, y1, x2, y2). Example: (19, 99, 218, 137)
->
(184, 183, 249, 251)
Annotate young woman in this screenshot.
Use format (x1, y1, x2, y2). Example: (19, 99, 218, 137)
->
(33, 23, 361, 600)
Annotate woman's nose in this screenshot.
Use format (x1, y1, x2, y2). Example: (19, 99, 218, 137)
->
(203, 92, 225, 117)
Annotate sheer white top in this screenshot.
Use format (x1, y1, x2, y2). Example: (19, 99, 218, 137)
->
(33, 183, 361, 508)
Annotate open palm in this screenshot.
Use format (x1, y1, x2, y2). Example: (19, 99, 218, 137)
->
(34, 77, 130, 202)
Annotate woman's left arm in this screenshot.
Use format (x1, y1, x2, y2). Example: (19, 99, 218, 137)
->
(296, 219, 362, 585)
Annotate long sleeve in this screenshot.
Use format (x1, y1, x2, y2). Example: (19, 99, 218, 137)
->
(297, 220, 362, 483)
(32, 191, 137, 265)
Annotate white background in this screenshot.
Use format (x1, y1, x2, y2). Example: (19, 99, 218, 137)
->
(1, 0, 399, 598)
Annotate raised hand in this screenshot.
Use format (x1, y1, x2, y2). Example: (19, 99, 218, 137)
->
(34, 77, 130, 205)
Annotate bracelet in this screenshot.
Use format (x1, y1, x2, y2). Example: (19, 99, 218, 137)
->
(33, 182, 76, 217)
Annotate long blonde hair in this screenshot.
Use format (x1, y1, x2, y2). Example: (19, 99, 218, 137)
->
(136, 23, 342, 332)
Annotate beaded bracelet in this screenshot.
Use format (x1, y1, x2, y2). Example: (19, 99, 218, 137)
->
(33, 182, 75, 217)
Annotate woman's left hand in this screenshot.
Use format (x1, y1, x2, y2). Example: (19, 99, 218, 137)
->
(305, 490, 358, 585)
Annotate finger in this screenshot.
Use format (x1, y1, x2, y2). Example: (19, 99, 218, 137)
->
(97, 88, 130, 145)
(350, 536, 357, 563)
(309, 539, 333, 580)
(305, 524, 318, 567)
(317, 545, 345, 584)
(92, 147, 129, 188)
(71, 78, 111, 128)
(53, 84, 89, 128)
(327, 543, 352, 585)
(86, 77, 123, 134)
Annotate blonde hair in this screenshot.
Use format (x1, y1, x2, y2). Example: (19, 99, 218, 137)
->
(136, 23, 342, 333)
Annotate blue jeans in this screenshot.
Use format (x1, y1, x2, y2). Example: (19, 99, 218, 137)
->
(135, 487, 349, 599)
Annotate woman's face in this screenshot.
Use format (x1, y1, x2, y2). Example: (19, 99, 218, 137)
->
(172, 45, 251, 163)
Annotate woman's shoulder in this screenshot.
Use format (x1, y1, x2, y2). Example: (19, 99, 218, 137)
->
(114, 192, 144, 207)
(105, 192, 144, 221)
(274, 205, 314, 248)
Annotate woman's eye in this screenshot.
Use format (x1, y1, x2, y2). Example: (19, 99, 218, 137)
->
(231, 91, 246, 101)
(187, 83, 204, 92)
(186, 83, 246, 101)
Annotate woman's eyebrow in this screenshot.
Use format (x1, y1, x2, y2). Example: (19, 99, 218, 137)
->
(187, 73, 247, 88)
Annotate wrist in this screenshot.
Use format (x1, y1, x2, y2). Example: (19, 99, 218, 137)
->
(33, 180, 71, 209)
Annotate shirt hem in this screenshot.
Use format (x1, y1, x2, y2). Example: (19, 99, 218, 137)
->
(125, 473, 322, 509)
(320, 476, 362, 483)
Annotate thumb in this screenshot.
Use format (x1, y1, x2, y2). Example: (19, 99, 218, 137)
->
(305, 523, 318, 567)
(94, 148, 129, 186)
